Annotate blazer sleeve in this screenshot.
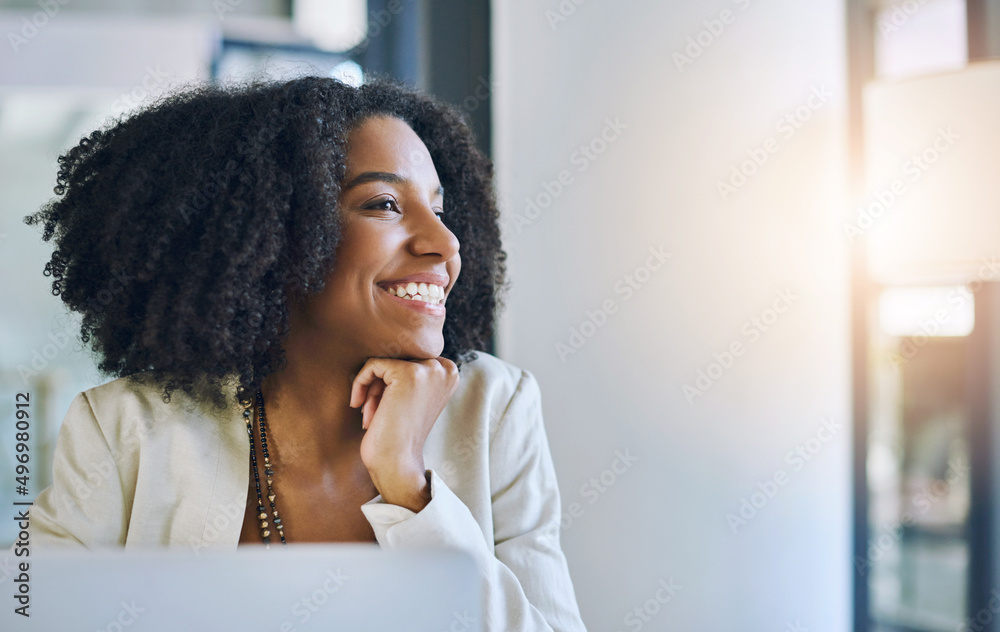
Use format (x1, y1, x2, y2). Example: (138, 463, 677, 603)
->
(26, 391, 128, 548)
(360, 369, 588, 632)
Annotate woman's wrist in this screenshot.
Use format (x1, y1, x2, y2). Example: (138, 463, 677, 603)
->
(375, 468, 432, 513)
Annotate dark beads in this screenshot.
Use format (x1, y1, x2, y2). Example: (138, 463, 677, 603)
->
(245, 387, 287, 547)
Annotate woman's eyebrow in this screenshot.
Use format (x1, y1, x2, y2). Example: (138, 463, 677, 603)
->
(344, 171, 404, 189)
(343, 171, 444, 196)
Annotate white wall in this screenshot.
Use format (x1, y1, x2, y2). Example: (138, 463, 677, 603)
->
(493, 1, 851, 630)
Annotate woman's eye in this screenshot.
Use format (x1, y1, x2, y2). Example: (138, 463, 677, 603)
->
(363, 198, 443, 219)
(365, 198, 399, 213)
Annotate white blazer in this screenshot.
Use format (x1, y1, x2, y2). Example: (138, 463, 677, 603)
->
(24, 351, 588, 632)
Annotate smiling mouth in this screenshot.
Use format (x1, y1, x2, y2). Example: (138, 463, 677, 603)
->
(378, 281, 446, 306)
(379, 286, 447, 317)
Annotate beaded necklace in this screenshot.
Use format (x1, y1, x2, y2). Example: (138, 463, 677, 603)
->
(242, 388, 286, 548)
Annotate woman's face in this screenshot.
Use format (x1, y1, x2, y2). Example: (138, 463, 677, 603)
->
(290, 115, 461, 361)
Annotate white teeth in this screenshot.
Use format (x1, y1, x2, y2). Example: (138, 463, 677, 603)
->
(382, 282, 446, 305)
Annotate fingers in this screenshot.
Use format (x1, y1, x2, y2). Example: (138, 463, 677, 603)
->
(350, 355, 460, 410)
(361, 381, 385, 430)
(350, 358, 389, 408)
(431, 357, 461, 396)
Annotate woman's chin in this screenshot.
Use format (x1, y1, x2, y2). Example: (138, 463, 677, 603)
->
(373, 336, 444, 361)
(403, 343, 446, 361)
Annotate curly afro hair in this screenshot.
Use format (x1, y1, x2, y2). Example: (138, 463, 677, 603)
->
(24, 73, 508, 409)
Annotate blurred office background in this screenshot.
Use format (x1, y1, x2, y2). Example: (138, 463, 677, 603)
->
(3, 1, 1000, 630)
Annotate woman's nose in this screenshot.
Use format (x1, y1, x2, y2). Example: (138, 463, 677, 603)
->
(408, 204, 460, 260)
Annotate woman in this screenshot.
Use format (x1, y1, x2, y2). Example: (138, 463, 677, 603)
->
(22, 74, 587, 631)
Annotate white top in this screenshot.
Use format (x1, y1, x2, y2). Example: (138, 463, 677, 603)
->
(25, 351, 588, 632)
